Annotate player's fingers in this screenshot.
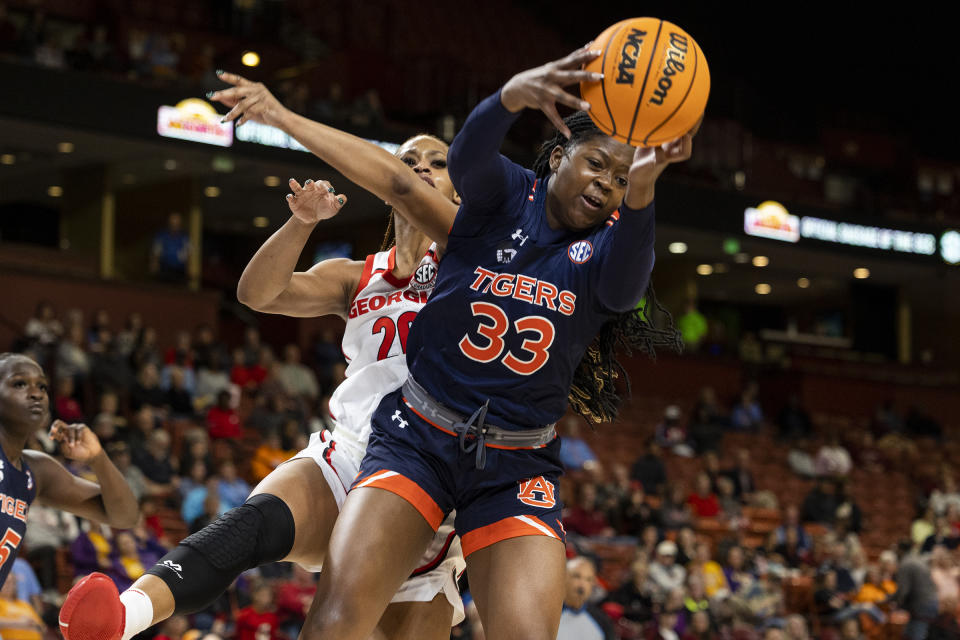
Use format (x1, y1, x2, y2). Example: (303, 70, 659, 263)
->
(216, 70, 253, 87)
(558, 45, 601, 68)
(289, 178, 303, 194)
(208, 86, 248, 107)
(221, 103, 244, 123)
(541, 102, 570, 139)
(549, 69, 604, 86)
(335, 193, 347, 207)
(549, 86, 590, 112)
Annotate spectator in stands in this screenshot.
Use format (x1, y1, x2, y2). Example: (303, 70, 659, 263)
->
(723, 449, 757, 502)
(662, 483, 694, 531)
(206, 389, 241, 440)
(90, 332, 135, 395)
(185, 478, 223, 533)
(833, 481, 862, 533)
(631, 438, 668, 496)
(838, 618, 865, 640)
(150, 212, 191, 282)
(921, 514, 960, 552)
(235, 582, 282, 640)
(216, 460, 251, 511)
(717, 476, 743, 523)
(605, 558, 655, 626)
(241, 326, 262, 366)
(723, 545, 752, 595)
(776, 393, 811, 442)
(675, 527, 698, 567)
(682, 609, 716, 640)
(275, 564, 317, 638)
(692, 386, 726, 429)
(801, 479, 838, 525)
(888, 540, 939, 640)
(911, 504, 937, 548)
(784, 614, 809, 640)
(928, 545, 958, 609)
(56, 323, 90, 385)
(814, 569, 884, 627)
(683, 573, 711, 619)
(195, 350, 231, 412)
(815, 433, 852, 479)
(109, 530, 152, 591)
(729, 565, 784, 627)
(599, 462, 633, 512)
(250, 429, 294, 483)
(638, 524, 662, 562)
(690, 541, 729, 599)
(131, 326, 162, 372)
(276, 344, 320, 402)
(646, 609, 681, 640)
(649, 541, 687, 603)
(854, 564, 895, 607)
(53, 376, 84, 422)
(774, 505, 812, 552)
(677, 300, 708, 351)
(130, 362, 166, 412)
(230, 346, 266, 391)
(124, 405, 157, 459)
(70, 522, 116, 578)
(557, 557, 615, 640)
(163, 366, 195, 417)
(107, 441, 148, 501)
(929, 473, 960, 516)
(656, 405, 694, 457)
(564, 482, 613, 537)
(23, 502, 80, 592)
(179, 428, 213, 475)
(819, 540, 857, 594)
(24, 300, 63, 349)
(688, 402, 724, 454)
(730, 382, 763, 431)
(773, 525, 808, 569)
(0, 574, 45, 640)
(620, 483, 660, 537)
(115, 312, 143, 360)
(688, 472, 720, 518)
(558, 415, 601, 473)
(133, 428, 178, 491)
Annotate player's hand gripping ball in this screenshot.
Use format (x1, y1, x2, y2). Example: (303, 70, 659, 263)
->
(581, 17, 710, 147)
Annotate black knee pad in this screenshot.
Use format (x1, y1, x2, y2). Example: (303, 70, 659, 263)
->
(145, 493, 296, 615)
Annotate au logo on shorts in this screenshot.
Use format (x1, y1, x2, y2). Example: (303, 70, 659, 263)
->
(568, 240, 593, 264)
(517, 476, 556, 508)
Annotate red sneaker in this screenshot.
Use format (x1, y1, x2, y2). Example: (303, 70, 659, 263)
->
(59, 572, 125, 640)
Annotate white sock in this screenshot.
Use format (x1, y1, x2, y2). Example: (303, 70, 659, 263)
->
(119, 588, 154, 640)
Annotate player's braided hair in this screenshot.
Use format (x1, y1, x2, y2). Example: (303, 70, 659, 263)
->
(533, 112, 683, 424)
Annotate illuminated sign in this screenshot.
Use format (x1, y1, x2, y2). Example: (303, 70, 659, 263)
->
(235, 120, 400, 155)
(942, 230, 960, 265)
(157, 99, 233, 147)
(744, 201, 800, 243)
(744, 202, 940, 258)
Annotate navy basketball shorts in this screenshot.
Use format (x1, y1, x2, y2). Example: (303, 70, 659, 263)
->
(352, 388, 566, 557)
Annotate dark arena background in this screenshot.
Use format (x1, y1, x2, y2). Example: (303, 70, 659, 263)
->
(1, 2, 958, 639)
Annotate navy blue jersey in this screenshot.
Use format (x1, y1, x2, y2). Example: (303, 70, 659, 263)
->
(406, 91, 656, 430)
(0, 444, 37, 587)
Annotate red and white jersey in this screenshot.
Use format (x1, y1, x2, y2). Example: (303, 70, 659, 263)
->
(341, 245, 440, 377)
(329, 244, 439, 466)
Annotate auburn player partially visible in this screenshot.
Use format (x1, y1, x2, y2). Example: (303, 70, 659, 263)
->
(0, 353, 138, 588)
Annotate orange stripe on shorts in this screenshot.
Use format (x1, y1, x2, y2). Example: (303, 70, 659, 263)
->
(353, 470, 444, 531)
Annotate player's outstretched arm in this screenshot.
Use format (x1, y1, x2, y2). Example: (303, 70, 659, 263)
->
(25, 420, 139, 528)
(237, 178, 362, 319)
(209, 73, 455, 245)
(447, 46, 602, 213)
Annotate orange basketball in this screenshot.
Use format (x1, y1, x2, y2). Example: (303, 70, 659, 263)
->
(581, 17, 710, 147)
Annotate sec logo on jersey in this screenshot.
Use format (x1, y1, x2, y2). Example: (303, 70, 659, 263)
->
(567, 240, 593, 264)
(410, 262, 437, 291)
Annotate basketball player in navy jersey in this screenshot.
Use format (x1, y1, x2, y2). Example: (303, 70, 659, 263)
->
(0, 353, 139, 588)
(276, 46, 695, 640)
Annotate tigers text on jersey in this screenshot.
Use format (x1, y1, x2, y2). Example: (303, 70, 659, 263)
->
(330, 244, 439, 465)
(0, 444, 36, 587)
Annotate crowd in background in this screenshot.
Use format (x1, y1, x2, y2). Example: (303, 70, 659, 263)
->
(1, 300, 959, 640)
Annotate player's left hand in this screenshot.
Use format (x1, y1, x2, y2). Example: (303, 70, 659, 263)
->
(208, 71, 289, 128)
(287, 178, 348, 224)
(500, 44, 604, 138)
(49, 419, 103, 463)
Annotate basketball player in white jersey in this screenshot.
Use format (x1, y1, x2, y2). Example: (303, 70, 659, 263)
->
(59, 135, 464, 640)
